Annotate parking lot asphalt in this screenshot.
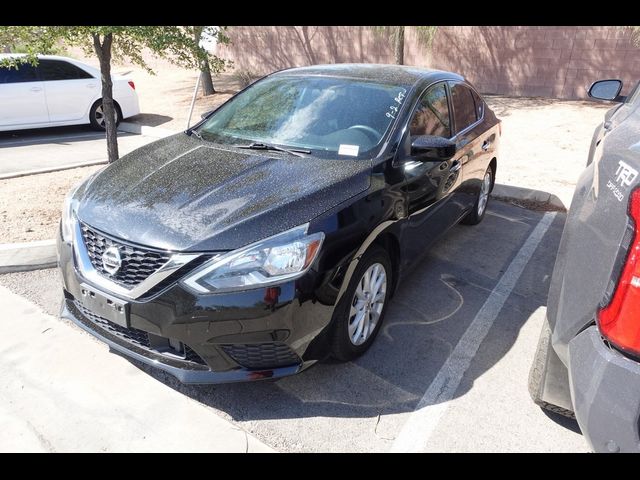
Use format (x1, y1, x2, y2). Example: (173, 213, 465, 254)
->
(0, 200, 589, 452)
(0, 126, 157, 176)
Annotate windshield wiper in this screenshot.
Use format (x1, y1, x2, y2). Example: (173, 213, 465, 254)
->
(189, 129, 204, 141)
(232, 142, 310, 158)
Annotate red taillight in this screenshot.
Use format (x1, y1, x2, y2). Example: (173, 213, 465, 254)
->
(597, 188, 640, 355)
(128, 80, 135, 90)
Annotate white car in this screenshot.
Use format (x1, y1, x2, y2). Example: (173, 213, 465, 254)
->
(0, 54, 140, 132)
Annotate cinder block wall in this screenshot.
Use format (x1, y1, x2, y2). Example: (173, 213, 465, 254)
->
(219, 26, 640, 99)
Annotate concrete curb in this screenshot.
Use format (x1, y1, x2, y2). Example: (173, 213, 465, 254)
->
(118, 122, 177, 138)
(0, 160, 108, 181)
(492, 184, 567, 211)
(0, 239, 57, 274)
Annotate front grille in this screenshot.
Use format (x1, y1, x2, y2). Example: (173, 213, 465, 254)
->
(222, 343, 301, 370)
(71, 299, 207, 366)
(80, 223, 172, 288)
(74, 299, 151, 347)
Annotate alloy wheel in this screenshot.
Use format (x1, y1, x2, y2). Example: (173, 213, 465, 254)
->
(348, 262, 387, 346)
(94, 105, 117, 128)
(478, 171, 491, 217)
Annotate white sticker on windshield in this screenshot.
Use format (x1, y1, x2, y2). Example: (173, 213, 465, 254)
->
(338, 144, 359, 157)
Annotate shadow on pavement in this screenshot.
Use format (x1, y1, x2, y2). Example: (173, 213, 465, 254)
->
(542, 410, 581, 434)
(0, 125, 135, 148)
(126, 201, 570, 428)
(125, 113, 173, 127)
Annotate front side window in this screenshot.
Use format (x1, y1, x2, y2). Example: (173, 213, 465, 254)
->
(0, 63, 37, 84)
(450, 83, 478, 133)
(409, 82, 451, 138)
(196, 75, 409, 158)
(38, 60, 93, 81)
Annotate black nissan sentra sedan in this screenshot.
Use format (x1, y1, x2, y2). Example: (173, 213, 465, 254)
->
(58, 64, 501, 383)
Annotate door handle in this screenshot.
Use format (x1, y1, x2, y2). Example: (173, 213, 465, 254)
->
(450, 160, 462, 173)
(482, 141, 491, 151)
(86, 84, 97, 89)
(29, 86, 42, 92)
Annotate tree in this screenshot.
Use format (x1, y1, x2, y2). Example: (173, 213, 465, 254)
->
(371, 26, 438, 65)
(0, 26, 230, 163)
(628, 26, 640, 46)
(185, 26, 230, 96)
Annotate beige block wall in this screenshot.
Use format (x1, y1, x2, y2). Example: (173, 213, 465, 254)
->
(219, 26, 640, 99)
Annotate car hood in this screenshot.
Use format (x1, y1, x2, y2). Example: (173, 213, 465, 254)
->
(77, 134, 371, 251)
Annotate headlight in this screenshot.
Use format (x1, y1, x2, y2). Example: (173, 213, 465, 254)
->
(61, 168, 105, 242)
(61, 185, 80, 242)
(181, 224, 324, 294)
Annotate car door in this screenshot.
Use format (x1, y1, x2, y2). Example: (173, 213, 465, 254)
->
(38, 59, 98, 122)
(0, 63, 49, 128)
(449, 82, 489, 210)
(400, 81, 466, 262)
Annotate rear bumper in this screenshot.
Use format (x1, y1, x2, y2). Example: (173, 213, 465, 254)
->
(568, 326, 640, 452)
(118, 93, 140, 119)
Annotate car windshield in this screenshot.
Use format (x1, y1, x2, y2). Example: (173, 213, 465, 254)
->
(195, 75, 409, 158)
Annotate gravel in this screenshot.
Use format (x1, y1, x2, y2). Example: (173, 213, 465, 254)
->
(0, 165, 102, 243)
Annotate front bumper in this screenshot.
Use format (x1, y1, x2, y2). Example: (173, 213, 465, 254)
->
(568, 325, 640, 452)
(57, 233, 339, 384)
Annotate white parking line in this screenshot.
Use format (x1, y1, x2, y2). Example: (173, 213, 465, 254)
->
(389, 211, 557, 452)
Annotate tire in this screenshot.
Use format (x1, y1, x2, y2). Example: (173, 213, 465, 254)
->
(528, 318, 576, 419)
(330, 245, 393, 362)
(461, 166, 493, 225)
(89, 100, 121, 131)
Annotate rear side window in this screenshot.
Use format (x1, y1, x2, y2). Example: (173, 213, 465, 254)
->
(450, 83, 478, 133)
(38, 60, 93, 81)
(409, 82, 451, 138)
(471, 89, 484, 120)
(0, 63, 38, 84)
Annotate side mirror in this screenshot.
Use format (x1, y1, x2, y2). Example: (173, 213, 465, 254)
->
(411, 135, 457, 161)
(201, 110, 214, 120)
(588, 79, 624, 102)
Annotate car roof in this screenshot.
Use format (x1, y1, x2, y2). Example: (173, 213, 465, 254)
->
(0, 53, 82, 62)
(271, 63, 464, 87)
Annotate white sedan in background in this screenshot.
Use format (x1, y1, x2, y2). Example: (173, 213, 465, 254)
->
(0, 54, 140, 131)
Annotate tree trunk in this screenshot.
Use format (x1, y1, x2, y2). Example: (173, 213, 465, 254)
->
(200, 60, 215, 95)
(92, 33, 119, 163)
(393, 26, 405, 65)
(193, 26, 215, 96)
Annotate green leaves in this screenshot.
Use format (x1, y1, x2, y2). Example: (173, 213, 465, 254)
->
(0, 26, 231, 73)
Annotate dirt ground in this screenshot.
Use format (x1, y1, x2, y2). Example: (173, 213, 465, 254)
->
(0, 165, 103, 243)
(485, 95, 610, 208)
(0, 50, 613, 243)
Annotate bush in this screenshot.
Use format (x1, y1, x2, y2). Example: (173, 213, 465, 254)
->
(234, 69, 258, 88)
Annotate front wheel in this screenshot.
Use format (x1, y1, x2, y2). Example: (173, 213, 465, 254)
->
(330, 245, 392, 361)
(462, 166, 493, 225)
(89, 100, 121, 131)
